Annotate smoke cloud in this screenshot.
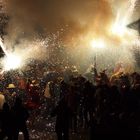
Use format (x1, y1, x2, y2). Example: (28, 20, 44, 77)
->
(2, 0, 139, 72)
(4, 0, 114, 44)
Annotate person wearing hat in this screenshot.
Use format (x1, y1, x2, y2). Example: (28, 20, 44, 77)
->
(7, 84, 16, 89)
(7, 84, 16, 95)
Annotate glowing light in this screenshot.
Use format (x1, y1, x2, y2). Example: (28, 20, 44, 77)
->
(111, 11, 127, 36)
(111, 0, 138, 37)
(111, 23, 126, 36)
(90, 39, 106, 49)
(3, 54, 22, 71)
(0, 38, 23, 71)
(0, 38, 8, 56)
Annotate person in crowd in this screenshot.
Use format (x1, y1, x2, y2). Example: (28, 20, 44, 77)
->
(51, 97, 71, 140)
(0, 63, 140, 140)
(0, 102, 13, 140)
(83, 81, 95, 128)
(12, 97, 29, 140)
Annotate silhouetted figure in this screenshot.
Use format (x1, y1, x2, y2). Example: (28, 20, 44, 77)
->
(68, 86, 79, 133)
(83, 81, 95, 128)
(51, 98, 71, 140)
(12, 97, 29, 140)
(0, 102, 13, 140)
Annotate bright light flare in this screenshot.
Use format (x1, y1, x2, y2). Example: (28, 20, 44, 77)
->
(111, 23, 127, 36)
(90, 39, 106, 49)
(3, 54, 22, 71)
(0, 38, 8, 56)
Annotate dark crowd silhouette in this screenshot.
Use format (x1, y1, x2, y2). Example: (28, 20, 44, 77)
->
(0, 64, 140, 140)
(50, 66, 140, 140)
(0, 98, 29, 140)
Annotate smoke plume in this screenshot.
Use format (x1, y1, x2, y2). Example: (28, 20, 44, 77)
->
(5, 0, 114, 44)
(2, 0, 139, 71)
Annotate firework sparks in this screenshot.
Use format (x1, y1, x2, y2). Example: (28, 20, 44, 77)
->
(3, 53, 22, 71)
(0, 0, 139, 72)
(0, 38, 8, 56)
(0, 39, 22, 71)
(111, 0, 138, 37)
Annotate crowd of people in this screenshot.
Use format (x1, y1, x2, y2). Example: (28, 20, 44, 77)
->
(0, 64, 139, 140)
(49, 66, 140, 140)
(0, 97, 29, 140)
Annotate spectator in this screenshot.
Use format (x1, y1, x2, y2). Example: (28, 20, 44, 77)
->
(12, 97, 29, 140)
(51, 97, 71, 140)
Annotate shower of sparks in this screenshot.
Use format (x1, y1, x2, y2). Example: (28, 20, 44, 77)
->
(111, 0, 138, 37)
(111, 12, 127, 36)
(0, 38, 8, 56)
(89, 0, 139, 51)
(86, 0, 139, 72)
(3, 53, 22, 71)
(0, 39, 22, 71)
(0, 0, 139, 73)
